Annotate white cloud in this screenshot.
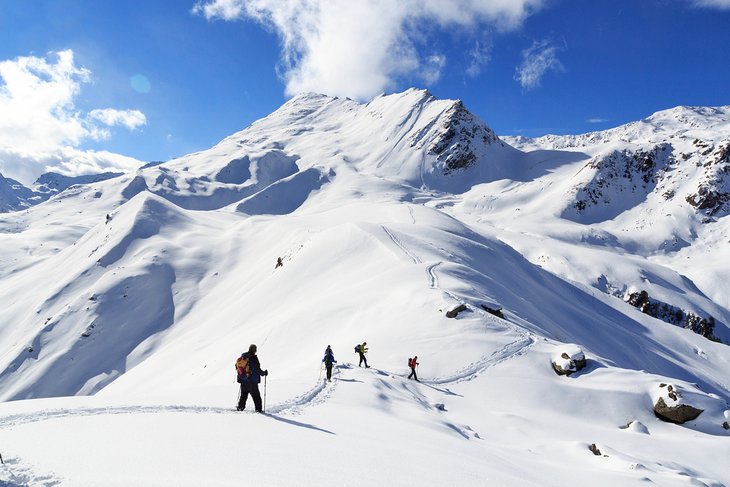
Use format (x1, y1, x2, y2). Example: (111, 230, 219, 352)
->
(192, 0, 544, 100)
(0, 50, 146, 184)
(0, 50, 91, 151)
(587, 118, 609, 124)
(514, 40, 564, 90)
(89, 109, 147, 130)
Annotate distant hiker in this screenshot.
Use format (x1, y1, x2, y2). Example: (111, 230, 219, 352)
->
(275, 257, 283, 269)
(356, 341, 369, 368)
(408, 356, 419, 381)
(322, 345, 337, 381)
(236, 344, 268, 412)
(105, 213, 111, 224)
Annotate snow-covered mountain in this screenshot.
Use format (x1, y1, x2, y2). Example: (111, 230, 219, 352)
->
(0, 171, 123, 212)
(1, 90, 729, 486)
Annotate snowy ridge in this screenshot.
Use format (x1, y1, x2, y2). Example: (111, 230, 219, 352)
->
(1, 90, 730, 486)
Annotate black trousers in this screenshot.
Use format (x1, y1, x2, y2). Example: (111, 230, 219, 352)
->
(408, 367, 418, 380)
(238, 381, 263, 411)
(325, 363, 333, 380)
(358, 352, 368, 367)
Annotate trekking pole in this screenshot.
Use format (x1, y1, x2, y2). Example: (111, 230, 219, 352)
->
(263, 375, 267, 413)
(236, 386, 241, 409)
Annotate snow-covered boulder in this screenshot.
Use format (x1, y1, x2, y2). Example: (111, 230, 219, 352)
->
(551, 345, 586, 375)
(653, 383, 703, 424)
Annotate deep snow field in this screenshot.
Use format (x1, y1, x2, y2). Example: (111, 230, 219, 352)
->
(1, 90, 729, 486)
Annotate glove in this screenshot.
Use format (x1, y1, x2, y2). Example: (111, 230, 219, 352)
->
(263, 370, 269, 376)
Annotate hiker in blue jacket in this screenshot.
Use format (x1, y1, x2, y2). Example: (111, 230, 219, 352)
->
(322, 345, 337, 382)
(237, 344, 268, 412)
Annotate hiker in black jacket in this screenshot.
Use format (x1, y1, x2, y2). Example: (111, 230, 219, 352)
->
(322, 345, 337, 382)
(238, 343, 268, 412)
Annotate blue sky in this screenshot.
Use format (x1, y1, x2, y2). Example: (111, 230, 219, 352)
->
(1, 0, 729, 183)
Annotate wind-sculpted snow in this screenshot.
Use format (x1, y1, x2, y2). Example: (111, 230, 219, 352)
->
(139, 150, 302, 211)
(0, 263, 177, 400)
(236, 167, 329, 215)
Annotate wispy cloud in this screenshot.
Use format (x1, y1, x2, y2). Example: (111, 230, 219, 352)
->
(192, 0, 544, 100)
(514, 39, 564, 90)
(466, 39, 492, 78)
(89, 109, 147, 130)
(0, 50, 145, 183)
(587, 118, 610, 124)
(421, 54, 447, 85)
(690, 0, 730, 9)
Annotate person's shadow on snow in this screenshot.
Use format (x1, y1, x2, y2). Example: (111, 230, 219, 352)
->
(264, 413, 335, 435)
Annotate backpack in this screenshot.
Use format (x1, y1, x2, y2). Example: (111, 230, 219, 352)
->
(355, 344, 361, 353)
(408, 358, 413, 368)
(235, 353, 251, 382)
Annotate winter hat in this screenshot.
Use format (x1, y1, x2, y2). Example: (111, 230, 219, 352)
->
(249, 344, 257, 354)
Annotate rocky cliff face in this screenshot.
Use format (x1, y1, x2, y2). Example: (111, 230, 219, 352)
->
(685, 140, 730, 217)
(569, 144, 675, 220)
(420, 100, 504, 175)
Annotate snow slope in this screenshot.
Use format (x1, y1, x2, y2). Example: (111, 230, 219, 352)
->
(1, 90, 729, 486)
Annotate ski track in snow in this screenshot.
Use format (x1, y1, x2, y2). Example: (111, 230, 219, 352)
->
(381, 225, 421, 264)
(425, 334, 535, 385)
(0, 455, 62, 487)
(426, 261, 461, 303)
(383, 229, 538, 387)
(0, 372, 340, 429)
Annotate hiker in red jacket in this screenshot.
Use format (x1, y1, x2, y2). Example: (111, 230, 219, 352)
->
(408, 356, 419, 381)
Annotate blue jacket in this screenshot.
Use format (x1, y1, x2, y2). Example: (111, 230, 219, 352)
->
(322, 350, 337, 365)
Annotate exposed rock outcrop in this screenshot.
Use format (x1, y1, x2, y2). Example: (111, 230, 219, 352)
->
(653, 383, 704, 424)
(685, 140, 730, 217)
(424, 100, 503, 175)
(626, 289, 721, 342)
(446, 304, 467, 318)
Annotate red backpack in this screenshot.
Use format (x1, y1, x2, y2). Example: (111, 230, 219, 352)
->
(408, 358, 414, 368)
